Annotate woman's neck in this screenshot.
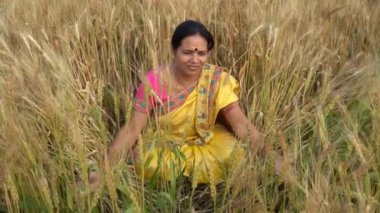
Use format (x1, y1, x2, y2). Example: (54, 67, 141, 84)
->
(175, 72, 199, 88)
(170, 64, 201, 89)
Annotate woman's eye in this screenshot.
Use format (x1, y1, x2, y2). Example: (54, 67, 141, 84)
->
(198, 52, 207, 56)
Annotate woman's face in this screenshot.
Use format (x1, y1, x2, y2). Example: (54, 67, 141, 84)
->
(173, 34, 209, 78)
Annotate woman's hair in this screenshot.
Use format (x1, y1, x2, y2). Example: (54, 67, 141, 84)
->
(171, 20, 214, 51)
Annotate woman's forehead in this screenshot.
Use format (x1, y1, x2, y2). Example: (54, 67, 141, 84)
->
(179, 34, 208, 50)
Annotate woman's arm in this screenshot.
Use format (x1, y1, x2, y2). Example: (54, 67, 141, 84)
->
(89, 109, 147, 188)
(107, 109, 148, 166)
(220, 102, 266, 154)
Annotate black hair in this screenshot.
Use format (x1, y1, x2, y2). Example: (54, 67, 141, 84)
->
(171, 20, 214, 51)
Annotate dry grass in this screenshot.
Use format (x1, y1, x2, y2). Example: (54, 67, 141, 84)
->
(0, 0, 379, 212)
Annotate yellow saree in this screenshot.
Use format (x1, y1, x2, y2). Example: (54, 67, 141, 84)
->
(133, 64, 244, 185)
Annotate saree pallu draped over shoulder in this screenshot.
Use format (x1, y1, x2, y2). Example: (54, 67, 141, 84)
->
(133, 64, 244, 185)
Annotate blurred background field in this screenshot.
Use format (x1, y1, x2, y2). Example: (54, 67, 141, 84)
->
(0, 0, 379, 212)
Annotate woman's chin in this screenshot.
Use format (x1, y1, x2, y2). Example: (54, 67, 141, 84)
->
(186, 69, 202, 77)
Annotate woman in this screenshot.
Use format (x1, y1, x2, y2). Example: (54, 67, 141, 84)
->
(90, 20, 268, 187)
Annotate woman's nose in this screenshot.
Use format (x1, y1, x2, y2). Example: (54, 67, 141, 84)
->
(190, 53, 199, 62)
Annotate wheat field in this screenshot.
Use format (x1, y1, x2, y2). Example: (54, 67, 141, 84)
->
(0, 0, 379, 212)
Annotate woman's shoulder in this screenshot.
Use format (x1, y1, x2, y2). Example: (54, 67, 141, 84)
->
(210, 64, 240, 107)
(204, 63, 225, 72)
(141, 65, 170, 86)
(205, 63, 232, 74)
(205, 63, 237, 83)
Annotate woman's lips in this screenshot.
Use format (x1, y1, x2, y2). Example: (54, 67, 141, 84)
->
(187, 65, 200, 70)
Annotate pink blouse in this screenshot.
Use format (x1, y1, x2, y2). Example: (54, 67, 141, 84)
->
(133, 69, 168, 113)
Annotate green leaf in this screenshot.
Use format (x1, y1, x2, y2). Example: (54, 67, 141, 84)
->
(124, 206, 135, 213)
(157, 192, 175, 211)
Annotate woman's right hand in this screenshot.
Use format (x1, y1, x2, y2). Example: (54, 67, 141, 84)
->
(89, 171, 101, 190)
